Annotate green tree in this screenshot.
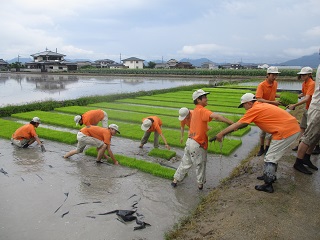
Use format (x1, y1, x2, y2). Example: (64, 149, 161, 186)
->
(147, 61, 156, 69)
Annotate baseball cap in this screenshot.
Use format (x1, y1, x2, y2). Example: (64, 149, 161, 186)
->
(74, 115, 81, 126)
(178, 107, 189, 121)
(109, 124, 120, 134)
(141, 119, 152, 131)
(267, 66, 280, 74)
(238, 93, 256, 108)
(32, 117, 41, 123)
(297, 67, 313, 75)
(192, 89, 210, 101)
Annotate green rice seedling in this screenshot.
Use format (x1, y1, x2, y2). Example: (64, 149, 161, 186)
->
(280, 92, 298, 106)
(12, 110, 79, 129)
(209, 138, 242, 156)
(148, 148, 176, 160)
(85, 148, 175, 179)
(136, 96, 241, 108)
(116, 99, 245, 114)
(0, 118, 77, 144)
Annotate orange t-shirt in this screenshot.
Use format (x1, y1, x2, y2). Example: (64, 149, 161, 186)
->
(256, 80, 278, 101)
(180, 110, 193, 128)
(239, 102, 299, 140)
(12, 123, 38, 140)
(302, 77, 315, 109)
(82, 109, 105, 126)
(188, 105, 213, 150)
(80, 125, 111, 145)
(142, 116, 162, 134)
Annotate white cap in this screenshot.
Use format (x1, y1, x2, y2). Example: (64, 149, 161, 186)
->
(192, 89, 210, 101)
(109, 124, 120, 134)
(74, 115, 81, 126)
(32, 117, 41, 123)
(178, 107, 189, 121)
(238, 93, 256, 108)
(141, 119, 152, 131)
(267, 66, 280, 74)
(297, 67, 313, 75)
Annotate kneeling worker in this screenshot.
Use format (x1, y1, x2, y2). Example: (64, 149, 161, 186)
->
(215, 93, 300, 193)
(11, 117, 46, 152)
(64, 124, 120, 165)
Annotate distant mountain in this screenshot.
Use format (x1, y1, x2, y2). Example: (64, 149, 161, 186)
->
(65, 58, 93, 63)
(7, 57, 32, 64)
(180, 58, 213, 67)
(277, 53, 320, 69)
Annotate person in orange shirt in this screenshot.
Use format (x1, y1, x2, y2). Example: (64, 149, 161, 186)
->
(215, 93, 300, 193)
(63, 124, 120, 164)
(139, 116, 170, 150)
(178, 107, 193, 144)
(11, 117, 46, 152)
(255, 66, 281, 156)
(172, 89, 234, 190)
(74, 109, 108, 128)
(287, 67, 319, 154)
(295, 64, 320, 174)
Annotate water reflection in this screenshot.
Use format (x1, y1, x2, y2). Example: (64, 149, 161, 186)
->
(0, 73, 302, 107)
(0, 73, 210, 107)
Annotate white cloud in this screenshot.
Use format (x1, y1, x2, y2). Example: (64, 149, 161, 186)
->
(0, 0, 319, 63)
(283, 46, 319, 57)
(304, 26, 320, 38)
(179, 44, 228, 55)
(264, 34, 289, 41)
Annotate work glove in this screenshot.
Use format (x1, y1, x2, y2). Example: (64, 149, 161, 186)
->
(40, 145, 46, 152)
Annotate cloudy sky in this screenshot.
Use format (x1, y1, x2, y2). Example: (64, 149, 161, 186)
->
(1, 0, 319, 64)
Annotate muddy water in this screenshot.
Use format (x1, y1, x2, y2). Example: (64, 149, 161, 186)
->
(0, 126, 260, 240)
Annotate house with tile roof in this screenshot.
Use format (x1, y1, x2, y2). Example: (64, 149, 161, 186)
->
(121, 57, 144, 69)
(0, 59, 9, 70)
(25, 49, 77, 72)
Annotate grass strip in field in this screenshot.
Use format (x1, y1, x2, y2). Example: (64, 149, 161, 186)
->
(0, 118, 77, 144)
(135, 96, 240, 107)
(85, 148, 175, 179)
(115, 99, 246, 114)
(12, 110, 79, 129)
(148, 148, 176, 160)
(56, 104, 179, 117)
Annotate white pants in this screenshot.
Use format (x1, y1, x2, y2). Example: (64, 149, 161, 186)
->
(174, 138, 207, 184)
(101, 111, 109, 128)
(264, 132, 300, 164)
(76, 132, 104, 153)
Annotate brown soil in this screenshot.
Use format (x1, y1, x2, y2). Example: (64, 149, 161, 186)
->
(166, 105, 320, 240)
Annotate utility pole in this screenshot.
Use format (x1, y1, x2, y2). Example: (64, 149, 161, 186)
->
(17, 54, 21, 72)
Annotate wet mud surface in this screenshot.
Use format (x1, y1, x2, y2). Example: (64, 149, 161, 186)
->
(0, 127, 259, 240)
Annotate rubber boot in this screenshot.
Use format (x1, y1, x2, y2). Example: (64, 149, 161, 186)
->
(255, 183, 274, 193)
(293, 158, 312, 174)
(312, 145, 320, 155)
(22, 143, 30, 148)
(302, 154, 318, 170)
(257, 145, 264, 156)
(255, 162, 276, 193)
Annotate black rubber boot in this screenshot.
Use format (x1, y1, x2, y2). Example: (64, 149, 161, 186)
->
(257, 146, 265, 156)
(292, 145, 299, 151)
(22, 143, 30, 148)
(255, 183, 274, 193)
(257, 175, 277, 182)
(302, 154, 318, 170)
(257, 175, 264, 180)
(294, 159, 312, 174)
